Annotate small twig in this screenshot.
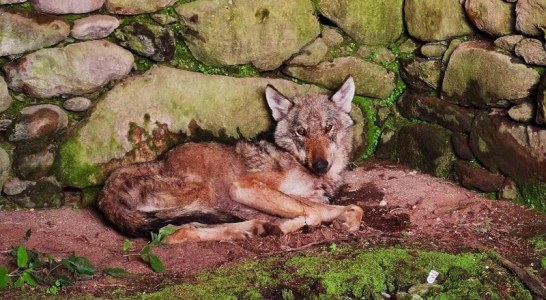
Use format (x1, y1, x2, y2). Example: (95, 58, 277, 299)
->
(499, 257, 546, 299)
(122, 253, 141, 257)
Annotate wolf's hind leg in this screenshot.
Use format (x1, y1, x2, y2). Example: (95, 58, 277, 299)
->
(165, 220, 267, 243)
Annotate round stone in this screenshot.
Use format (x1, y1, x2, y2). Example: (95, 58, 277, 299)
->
(63, 97, 92, 112)
(71, 15, 119, 40)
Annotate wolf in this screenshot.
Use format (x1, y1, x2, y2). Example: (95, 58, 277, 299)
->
(98, 76, 364, 243)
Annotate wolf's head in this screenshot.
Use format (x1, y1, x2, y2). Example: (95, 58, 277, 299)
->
(265, 77, 355, 177)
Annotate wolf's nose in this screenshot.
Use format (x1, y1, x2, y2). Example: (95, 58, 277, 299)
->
(312, 159, 329, 175)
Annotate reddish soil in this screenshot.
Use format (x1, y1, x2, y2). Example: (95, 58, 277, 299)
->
(1, 160, 546, 298)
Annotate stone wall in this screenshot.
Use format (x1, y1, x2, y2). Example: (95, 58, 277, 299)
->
(0, 0, 544, 211)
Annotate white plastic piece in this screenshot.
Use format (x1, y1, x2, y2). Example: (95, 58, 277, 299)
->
(427, 270, 439, 284)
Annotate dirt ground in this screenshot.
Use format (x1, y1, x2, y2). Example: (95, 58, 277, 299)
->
(1, 160, 546, 298)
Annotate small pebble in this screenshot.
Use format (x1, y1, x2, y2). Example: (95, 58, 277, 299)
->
(63, 97, 92, 112)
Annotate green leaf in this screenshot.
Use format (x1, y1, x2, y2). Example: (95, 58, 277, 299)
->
(140, 244, 151, 263)
(23, 229, 32, 241)
(13, 276, 25, 288)
(151, 224, 179, 245)
(48, 285, 58, 294)
(0, 266, 10, 288)
(21, 271, 37, 286)
(122, 239, 133, 252)
(16, 246, 28, 269)
(103, 268, 134, 278)
(149, 255, 165, 273)
(63, 254, 95, 275)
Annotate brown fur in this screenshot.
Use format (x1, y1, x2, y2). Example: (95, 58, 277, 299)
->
(98, 77, 364, 243)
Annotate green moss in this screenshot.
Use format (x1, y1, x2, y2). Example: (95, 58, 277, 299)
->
(55, 137, 103, 189)
(35, 247, 533, 299)
(81, 186, 102, 207)
(531, 66, 546, 75)
(133, 55, 154, 72)
(529, 234, 546, 270)
(2, 2, 34, 12)
(352, 96, 381, 159)
(515, 181, 546, 213)
(324, 27, 359, 61)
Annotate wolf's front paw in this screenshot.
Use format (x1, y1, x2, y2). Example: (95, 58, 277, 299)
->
(333, 205, 364, 232)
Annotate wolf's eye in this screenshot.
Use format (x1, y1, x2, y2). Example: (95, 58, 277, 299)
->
(325, 124, 333, 133)
(295, 128, 306, 137)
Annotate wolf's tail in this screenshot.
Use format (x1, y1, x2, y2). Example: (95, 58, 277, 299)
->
(98, 162, 240, 237)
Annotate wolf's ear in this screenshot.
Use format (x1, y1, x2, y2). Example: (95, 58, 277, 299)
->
(331, 76, 355, 113)
(265, 85, 292, 121)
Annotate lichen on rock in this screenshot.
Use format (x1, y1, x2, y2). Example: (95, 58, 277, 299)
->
(442, 40, 541, 107)
(3, 40, 134, 98)
(404, 0, 475, 42)
(317, 0, 404, 46)
(175, 0, 320, 71)
(0, 9, 70, 56)
(283, 57, 396, 99)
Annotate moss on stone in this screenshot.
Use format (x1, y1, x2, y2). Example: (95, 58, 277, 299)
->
(1, 2, 34, 12)
(324, 28, 359, 61)
(55, 136, 104, 189)
(81, 186, 102, 207)
(353, 96, 381, 159)
(515, 181, 546, 213)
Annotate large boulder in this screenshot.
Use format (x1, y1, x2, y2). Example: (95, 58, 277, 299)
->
(442, 41, 541, 107)
(404, 0, 475, 42)
(3, 40, 133, 98)
(397, 93, 476, 133)
(30, 0, 104, 14)
(396, 123, 456, 178)
(464, 0, 515, 37)
(55, 66, 365, 188)
(317, 0, 404, 46)
(0, 10, 69, 56)
(283, 57, 396, 99)
(515, 0, 546, 37)
(106, 0, 175, 15)
(175, 0, 319, 71)
(470, 112, 546, 182)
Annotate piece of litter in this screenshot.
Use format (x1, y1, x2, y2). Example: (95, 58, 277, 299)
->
(427, 270, 439, 284)
(379, 200, 387, 207)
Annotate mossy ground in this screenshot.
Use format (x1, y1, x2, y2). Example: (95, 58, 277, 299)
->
(529, 235, 546, 270)
(515, 181, 546, 214)
(15, 247, 530, 299)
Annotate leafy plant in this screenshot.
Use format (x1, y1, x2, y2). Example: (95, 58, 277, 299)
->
(0, 242, 95, 294)
(124, 224, 179, 274)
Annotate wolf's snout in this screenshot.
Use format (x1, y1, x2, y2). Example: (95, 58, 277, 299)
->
(312, 159, 329, 175)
